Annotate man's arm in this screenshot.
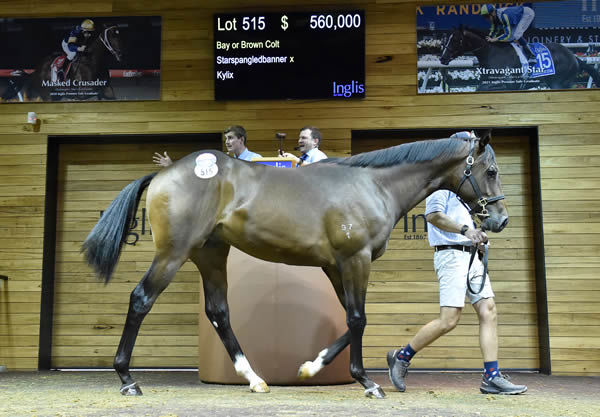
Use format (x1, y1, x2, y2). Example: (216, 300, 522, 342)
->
(426, 211, 488, 245)
(279, 151, 315, 166)
(496, 14, 512, 41)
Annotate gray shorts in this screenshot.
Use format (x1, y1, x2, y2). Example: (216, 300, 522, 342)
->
(433, 248, 494, 307)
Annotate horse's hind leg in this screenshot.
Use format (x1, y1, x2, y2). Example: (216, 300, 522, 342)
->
(190, 241, 269, 393)
(340, 251, 385, 399)
(114, 251, 188, 395)
(298, 265, 351, 379)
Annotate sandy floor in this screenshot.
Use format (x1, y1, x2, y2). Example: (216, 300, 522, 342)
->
(0, 370, 598, 417)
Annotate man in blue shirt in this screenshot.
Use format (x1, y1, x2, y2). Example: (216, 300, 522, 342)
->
(222, 125, 262, 161)
(153, 125, 262, 167)
(481, 4, 537, 65)
(387, 131, 528, 395)
(279, 126, 327, 166)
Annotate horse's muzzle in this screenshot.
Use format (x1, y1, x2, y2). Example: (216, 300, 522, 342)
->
(482, 215, 508, 233)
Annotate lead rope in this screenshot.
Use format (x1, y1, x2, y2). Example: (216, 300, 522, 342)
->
(454, 138, 498, 294)
(467, 237, 488, 295)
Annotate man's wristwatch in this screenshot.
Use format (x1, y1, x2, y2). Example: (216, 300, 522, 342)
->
(460, 225, 469, 235)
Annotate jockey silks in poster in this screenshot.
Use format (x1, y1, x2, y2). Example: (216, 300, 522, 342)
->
(0, 16, 161, 102)
(417, 1, 600, 93)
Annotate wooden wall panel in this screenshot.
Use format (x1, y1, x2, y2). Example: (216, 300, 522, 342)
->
(0, 132, 47, 370)
(0, 0, 598, 375)
(52, 140, 217, 368)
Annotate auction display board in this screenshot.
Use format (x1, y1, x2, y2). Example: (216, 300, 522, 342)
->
(213, 10, 365, 100)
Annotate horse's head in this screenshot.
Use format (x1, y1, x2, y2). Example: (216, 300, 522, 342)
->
(450, 131, 508, 233)
(440, 26, 485, 65)
(99, 25, 124, 62)
(440, 26, 465, 65)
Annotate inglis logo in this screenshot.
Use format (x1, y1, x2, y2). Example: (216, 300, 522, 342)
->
(332, 81, 365, 98)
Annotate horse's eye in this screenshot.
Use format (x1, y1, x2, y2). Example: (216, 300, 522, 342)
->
(487, 169, 497, 178)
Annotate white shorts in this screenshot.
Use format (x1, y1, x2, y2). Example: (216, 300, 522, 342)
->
(433, 248, 495, 307)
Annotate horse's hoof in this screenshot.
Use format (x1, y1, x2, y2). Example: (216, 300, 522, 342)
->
(250, 381, 270, 393)
(365, 385, 386, 399)
(120, 382, 143, 396)
(297, 362, 313, 380)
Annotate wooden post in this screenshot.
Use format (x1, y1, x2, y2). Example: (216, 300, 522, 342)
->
(0, 274, 7, 371)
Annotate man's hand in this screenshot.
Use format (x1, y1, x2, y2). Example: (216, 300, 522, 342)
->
(279, 150, 300, 164)
(426, 211, 489, 251)
(153, 151, 173, 167)
(485, 36, 497, 42)
(77, 45, 87, 52)
(464, 227, 489, 251)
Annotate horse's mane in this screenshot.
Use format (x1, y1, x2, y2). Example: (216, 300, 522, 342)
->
(323, 138, 466, 168)
(462, 26, 512, 49)
(462, 25, 487, 38)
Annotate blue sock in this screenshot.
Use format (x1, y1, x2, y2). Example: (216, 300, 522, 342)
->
(396, 344, 416, 362)
(484, 361, 499, 380)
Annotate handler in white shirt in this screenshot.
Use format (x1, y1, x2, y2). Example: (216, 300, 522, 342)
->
(387, 130, 527, 396)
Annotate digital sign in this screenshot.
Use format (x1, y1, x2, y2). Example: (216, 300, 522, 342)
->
(213, 11, 365, 100)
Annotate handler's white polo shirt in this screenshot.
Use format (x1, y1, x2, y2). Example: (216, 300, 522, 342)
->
(425, 190, 474, 247)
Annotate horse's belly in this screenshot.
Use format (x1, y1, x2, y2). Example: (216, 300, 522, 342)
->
(218, 225, 330, 267)
(233, 241, 327, 267)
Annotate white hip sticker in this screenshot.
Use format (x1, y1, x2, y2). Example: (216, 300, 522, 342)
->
(195, 153, 218, 179)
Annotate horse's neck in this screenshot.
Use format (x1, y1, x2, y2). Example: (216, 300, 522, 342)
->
(465, 32, 491, 64)
(87, 37, 106, 63)
(372, 156, 463, 223)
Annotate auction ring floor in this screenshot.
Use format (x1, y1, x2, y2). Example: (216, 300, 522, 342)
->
(0, 370, 598, 416)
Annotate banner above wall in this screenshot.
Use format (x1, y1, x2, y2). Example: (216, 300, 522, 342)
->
(0, 16, 161, 102)
(417, 1, 600, 93)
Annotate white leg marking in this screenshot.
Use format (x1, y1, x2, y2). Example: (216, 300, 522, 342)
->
(298, 348, 328, 378)
(234, 354, 268, 392)
(212, 321, 218, 328)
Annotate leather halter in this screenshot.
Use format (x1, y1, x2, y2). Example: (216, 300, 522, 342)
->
(442, 29, 485, 63)
(455, 139, 505, 221)
(99, 26, 121, 61)
(455, 138, 505, 295)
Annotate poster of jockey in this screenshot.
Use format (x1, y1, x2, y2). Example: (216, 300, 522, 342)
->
(0, 16, 161, 102)
(417, 1, 600, 93)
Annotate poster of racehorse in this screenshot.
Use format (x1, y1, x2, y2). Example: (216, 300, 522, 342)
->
(0, 16, 161, 102)
(417, 1, 600, 93)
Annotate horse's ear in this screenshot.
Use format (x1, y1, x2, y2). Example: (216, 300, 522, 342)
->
(477, 129, 492, 149)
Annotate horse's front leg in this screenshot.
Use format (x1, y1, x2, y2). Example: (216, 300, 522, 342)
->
(298, 331, 351, 379)
(191, 244, 269, 393)
(113, 252, 186, 395)
(298, 266, 350, 379)
(340, 251, 385, 399)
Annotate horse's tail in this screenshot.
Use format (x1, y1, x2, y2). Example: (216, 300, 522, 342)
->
(81, 173, 157, 283)
(577, 57, 600, 87)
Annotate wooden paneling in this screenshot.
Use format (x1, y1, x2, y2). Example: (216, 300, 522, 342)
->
(0, 0, 598, 375)
(52, 140, 218, 368)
